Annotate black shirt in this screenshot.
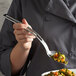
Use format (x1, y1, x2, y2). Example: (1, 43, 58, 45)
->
(0, 0, 76, 76)
(63, 0, 76, 16)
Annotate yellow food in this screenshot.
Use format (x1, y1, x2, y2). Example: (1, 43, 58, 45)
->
(44, 68, 76, 76)
(51, 52, 68, 64)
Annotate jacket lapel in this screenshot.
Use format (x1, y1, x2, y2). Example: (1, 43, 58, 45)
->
(46, 0, 76, 23)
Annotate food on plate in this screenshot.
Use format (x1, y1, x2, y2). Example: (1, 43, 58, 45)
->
(51, 52, 68, 64)
(44, 68, 76, 76)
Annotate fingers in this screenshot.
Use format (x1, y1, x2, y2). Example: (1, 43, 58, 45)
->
(13, 23, 35, 44)
(13, 18, 36, 41)
(14, 29, 35, 40)
(13, 23, 28, 30)
(13, 19, 32, 30)
(14, 29, 35, 37)
(14, 29, 24, 35)
(18, 37, 34, 42)
(22, 18, 28, 25)
(13, 18, 35, 50)
(22, 19, 32, 28)
(14, 31, 35, 40)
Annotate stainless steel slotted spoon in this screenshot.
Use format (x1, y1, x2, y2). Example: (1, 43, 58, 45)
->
(3, 14, 56, 57)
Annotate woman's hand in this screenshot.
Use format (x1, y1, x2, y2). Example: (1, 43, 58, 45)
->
(10, 19, 35, 74)
(13, 19, 35, 51)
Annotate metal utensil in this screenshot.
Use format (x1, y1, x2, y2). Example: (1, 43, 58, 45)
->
(3, 14, 56, 57)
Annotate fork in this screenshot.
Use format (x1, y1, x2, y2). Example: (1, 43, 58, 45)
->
(3, 14, 56, 57)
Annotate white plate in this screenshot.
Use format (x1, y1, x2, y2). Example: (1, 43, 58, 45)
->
(41, 69, 76, 76)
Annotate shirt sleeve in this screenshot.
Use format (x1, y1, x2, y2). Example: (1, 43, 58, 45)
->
(0, 0, 27, 76)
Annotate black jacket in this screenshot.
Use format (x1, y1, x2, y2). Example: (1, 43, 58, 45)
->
(0, 0, 76, 76)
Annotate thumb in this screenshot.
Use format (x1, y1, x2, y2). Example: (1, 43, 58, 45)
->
(22, 18, 32, 29)
(22, 18, 28, 25)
